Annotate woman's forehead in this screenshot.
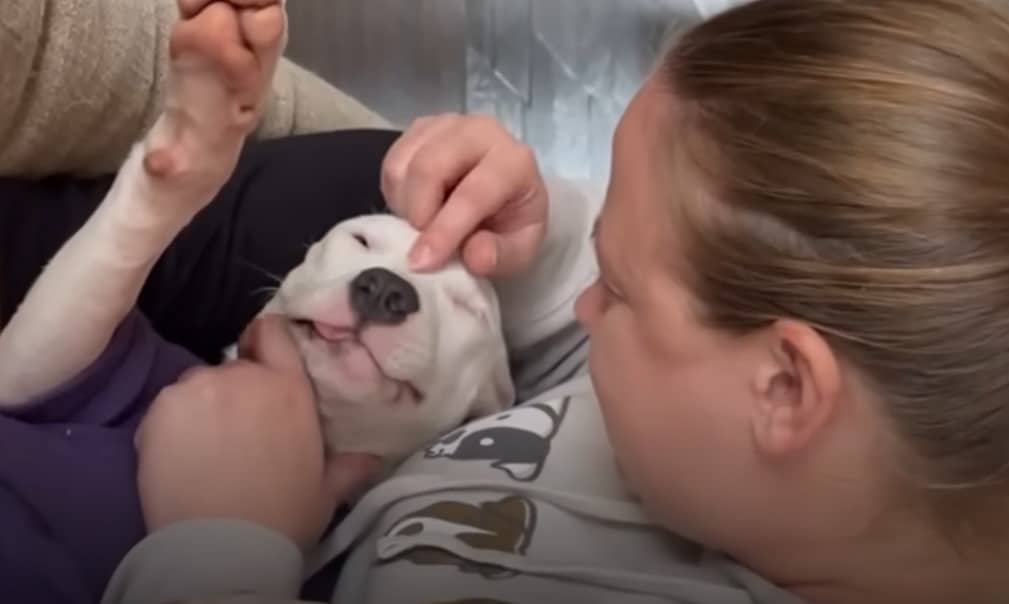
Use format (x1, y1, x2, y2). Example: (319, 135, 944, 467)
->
(600, 89, 712, 305)
(596, 184, 674, 295)
(606, 101, 684, 240)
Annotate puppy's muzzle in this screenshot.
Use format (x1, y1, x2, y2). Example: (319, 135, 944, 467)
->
(350, 267, 421, 326)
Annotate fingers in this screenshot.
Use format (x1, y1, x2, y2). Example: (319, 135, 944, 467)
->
(236, 4, 285, 122)
(178, 0, 215, 18)
(237, 314, 306, 375)
(380, 115, 461, 227)
(408, 142, 539, 272)
(462, 222, 545, 276)
(240, 4, 286, 53)
(238, 3, 287, 73)
(173, 1, 284, 115)
(170, 4, 259, 97)
(324, 453, 384, 501)
(381, 113, 546, 276)
(178, 0, 281, 19)
(457, 230, 498, 276)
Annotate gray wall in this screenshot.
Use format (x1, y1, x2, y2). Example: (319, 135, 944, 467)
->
(285, 1, 722, 182)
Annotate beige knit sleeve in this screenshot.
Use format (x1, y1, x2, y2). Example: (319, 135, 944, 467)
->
(0, 0, 391, 178)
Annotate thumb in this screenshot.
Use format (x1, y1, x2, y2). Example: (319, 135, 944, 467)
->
(324, 453, 384, 501)
(459, 230, 500, 276)
(462, 225, 544, 277)
(238, 313, 305, 374)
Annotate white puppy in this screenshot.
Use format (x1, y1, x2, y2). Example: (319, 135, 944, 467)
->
(248, 214, 514, 461)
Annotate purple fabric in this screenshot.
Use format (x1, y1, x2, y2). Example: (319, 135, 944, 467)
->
(0, 310, 201, 603)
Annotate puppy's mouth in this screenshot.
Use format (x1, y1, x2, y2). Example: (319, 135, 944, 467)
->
(290, 318, 423, 405)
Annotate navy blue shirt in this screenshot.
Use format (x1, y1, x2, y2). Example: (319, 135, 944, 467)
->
(0, 310, 201, 603)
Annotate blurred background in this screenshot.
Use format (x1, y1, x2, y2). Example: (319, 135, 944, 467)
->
(285, 0, 744, 183)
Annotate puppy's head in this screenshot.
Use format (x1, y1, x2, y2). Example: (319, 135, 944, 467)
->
(264, 214, 514, 461)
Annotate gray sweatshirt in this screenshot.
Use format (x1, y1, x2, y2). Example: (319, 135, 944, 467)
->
(100, 176, 806, 604)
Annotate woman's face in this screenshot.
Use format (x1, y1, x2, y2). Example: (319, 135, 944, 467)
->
(575, 77, 783, 546)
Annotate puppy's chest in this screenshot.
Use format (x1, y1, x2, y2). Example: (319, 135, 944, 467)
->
(315, 396, 456, 460)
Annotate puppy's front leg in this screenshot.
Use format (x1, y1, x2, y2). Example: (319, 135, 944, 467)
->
(0, 1, 286, 406)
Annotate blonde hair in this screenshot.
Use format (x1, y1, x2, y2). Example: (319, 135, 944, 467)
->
(663, 0, 1009, 544)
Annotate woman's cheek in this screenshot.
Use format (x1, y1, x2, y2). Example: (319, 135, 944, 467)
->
(575, 280, 606, 329)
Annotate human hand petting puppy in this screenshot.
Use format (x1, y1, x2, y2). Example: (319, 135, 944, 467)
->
(137, 315, 381, 550)
(381, 114, 549, 277)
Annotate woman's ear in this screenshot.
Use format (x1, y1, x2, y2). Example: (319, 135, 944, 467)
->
(750, 319, 842, 458)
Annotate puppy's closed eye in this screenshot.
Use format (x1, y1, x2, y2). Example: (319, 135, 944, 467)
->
(352, 233, 370, 248)
(448, 293, 488, 325)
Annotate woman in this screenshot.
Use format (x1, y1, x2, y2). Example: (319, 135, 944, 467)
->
(102, 0, 1009, 602)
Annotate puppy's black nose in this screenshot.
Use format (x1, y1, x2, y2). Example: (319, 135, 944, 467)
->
(350, 268, 420, 325)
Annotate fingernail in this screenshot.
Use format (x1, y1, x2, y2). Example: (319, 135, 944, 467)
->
(410, 242, 435, 270)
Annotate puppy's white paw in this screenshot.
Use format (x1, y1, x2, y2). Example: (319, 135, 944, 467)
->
(142, 1, 286, 212)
